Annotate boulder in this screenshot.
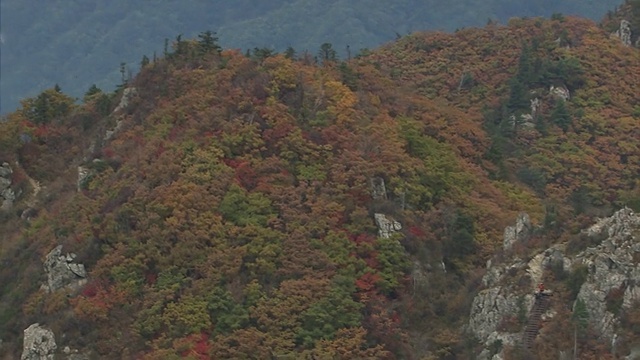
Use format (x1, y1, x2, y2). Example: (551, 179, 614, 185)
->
(21, 323, 56, 360)
(43, 245, 87, 292)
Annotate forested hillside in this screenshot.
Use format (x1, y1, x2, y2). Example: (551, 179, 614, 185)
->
(0, 5, 639, 359)
(0, 0, 627, 114)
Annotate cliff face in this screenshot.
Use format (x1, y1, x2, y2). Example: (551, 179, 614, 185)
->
(469, 208, 640, 359)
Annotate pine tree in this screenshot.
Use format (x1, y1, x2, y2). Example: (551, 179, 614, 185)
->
(318, 43, 337, 64)
(551, 98, 571, 133)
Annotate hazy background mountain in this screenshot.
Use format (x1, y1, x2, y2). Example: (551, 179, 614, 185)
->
(0, 0, 625, 114)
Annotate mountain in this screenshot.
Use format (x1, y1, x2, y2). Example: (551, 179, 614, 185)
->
(1, 5, 639, 359)
(0, 0, 628, 115)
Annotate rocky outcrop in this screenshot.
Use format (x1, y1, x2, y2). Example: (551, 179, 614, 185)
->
(370, 177, 387, 200)
(469, 208, 640, 358)
(21, 323, 56, 360)
(614, 20, 632, 46)
(43, 245, 87, 292)
(0, 162, 15, 210)
(77, 166, 91, 191)
(113, 87, 137, 113)
(549, 85, 570, 101)
(503, 212, 532, 251)
(374, 213, 402, 238)
(574, 207, 640, 341)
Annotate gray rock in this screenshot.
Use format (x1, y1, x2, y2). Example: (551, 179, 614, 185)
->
(77, 166, 91, 192)
(549, 85, 570, 101)
(374, 213, 402, 239)
(615, 20, 632, 46)
(21, 323, 56, 360)
(468, 287, 532, 341)
(0, 162, 12, 177)
(370, 177, 387, 200)
(503, 213, 532, 251)
(44, 245, 87, 292)
(113, 87, 137, 113)
(574, 208, 640, 341)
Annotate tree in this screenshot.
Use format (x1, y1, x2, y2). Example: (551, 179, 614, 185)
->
(318, 43, 337, 64)
(197, 30, 221, 54)
(551, 98, 571, 133)
(140, 55, 150, 68)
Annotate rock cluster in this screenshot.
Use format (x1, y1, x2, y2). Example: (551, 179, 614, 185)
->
(43, 245, 87, 292)
(615, 19, 632, 46)
(468, 208, 640, 358)
(374, 213, 402, 239)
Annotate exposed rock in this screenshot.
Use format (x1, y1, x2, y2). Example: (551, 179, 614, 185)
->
(503, 212, 532, 251)
(62, 346, 90, 360)
(374, 213, 402, 238)
(43, 245, 87, 292)
(21, 323, 56, 360)
(468, 286, 533, 342)
(549, 85, 570, 101)
(614, 20, 632, 46)
(77, 166, 91, 191)
(113, 87, 137, 113)
(0, 162, 14, 210)
(573, 208, 640, 341)
(470, 208, 640, 357)
(105, 119, 124, 141)
(370, 177, 387, 200)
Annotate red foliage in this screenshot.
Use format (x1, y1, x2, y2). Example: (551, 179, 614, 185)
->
(408, 226, 426, 237)
(179, 332, 211, 360)
(145, 272, 157, 285)
(356, 272, 382, 293)
(235, 162, 257, 190)
(102, 146, 115, 159)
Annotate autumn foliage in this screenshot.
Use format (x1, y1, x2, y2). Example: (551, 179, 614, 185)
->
(0, 13, 638, 359)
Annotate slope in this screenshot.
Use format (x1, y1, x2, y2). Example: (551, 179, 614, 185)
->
(0, 12, 638, 359)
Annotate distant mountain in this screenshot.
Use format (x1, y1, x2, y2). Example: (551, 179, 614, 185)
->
(0, 6, 638, 358)
(0, 0, 626, 114)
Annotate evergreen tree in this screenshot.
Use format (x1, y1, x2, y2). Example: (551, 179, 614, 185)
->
(197, 30, 221, 54)
(140, 55, 150, 68)
(551, 98, 571, 133)
(318, 43, 337, 64)
(284, 46, 296, 60)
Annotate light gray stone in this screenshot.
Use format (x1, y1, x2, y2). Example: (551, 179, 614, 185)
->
(21, 323, 56, 360)
(615, 20, 632, 46)
(503, 212, 532, 251)
(374, 213, 402, 239)
(550, 85, 570, 101)
(43, 245, 87, 292)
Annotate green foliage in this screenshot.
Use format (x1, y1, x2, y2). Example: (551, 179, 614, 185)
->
(218, 184, 275, 227)
(374, 235, 411, 294)
(565, 265, 588, 301)
(572, 298, 589, 334)
(20, 87, 76, 124)
(207, 287, 249, 334)
(297, 283, 363, 347)
(162, 295, 212, 336)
